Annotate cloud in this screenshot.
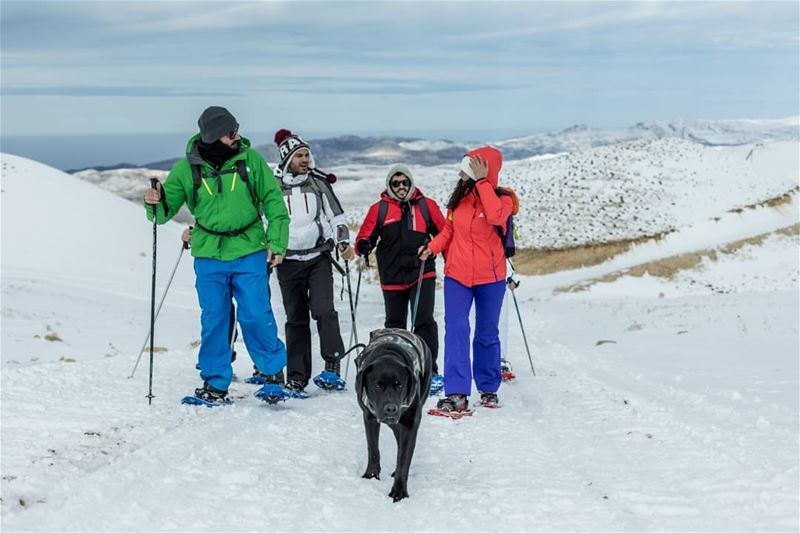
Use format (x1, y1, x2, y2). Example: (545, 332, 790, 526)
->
(0, 85, 241, 97)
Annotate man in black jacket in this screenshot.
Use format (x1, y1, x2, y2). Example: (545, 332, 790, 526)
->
(354, 164, 446, 393)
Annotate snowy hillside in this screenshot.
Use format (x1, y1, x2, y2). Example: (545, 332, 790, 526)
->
(338, 139, 799, 249)
(2, 153, 797, 531)
(75, 139, 800, 253)
(493, 116, 800, 159)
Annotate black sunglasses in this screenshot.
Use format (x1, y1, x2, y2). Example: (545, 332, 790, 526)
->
(390, 178, 411, 188)
(227, 127, 239, 138)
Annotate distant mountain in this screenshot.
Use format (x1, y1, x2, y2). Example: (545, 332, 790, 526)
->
(70, 116, 799, 173)
(132, 135, 472, 171)
(66, 162, 140, 173)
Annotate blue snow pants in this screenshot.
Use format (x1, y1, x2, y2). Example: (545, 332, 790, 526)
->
(443, 276, 506, 396)
(194, 250, 286, 391)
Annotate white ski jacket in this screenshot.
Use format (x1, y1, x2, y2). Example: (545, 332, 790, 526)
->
(280, 171, 350, 261)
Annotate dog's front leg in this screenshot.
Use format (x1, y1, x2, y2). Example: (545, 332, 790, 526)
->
(362, 412, 381, 480)
(388, 413, 420, 502)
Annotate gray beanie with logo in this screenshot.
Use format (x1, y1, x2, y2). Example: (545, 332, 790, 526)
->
(197, 106, 239, 143)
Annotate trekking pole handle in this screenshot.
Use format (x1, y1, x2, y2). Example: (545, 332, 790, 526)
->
(182, 225, 192, 250)
(149, 178, 169, 217)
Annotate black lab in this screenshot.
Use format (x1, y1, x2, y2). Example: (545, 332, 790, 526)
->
(355, 328, 432, 502)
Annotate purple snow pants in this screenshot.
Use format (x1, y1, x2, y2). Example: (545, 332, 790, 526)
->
(443, 276, 506, 396)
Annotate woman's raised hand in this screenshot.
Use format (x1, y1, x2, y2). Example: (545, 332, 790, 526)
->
(469, 155, 489, 180)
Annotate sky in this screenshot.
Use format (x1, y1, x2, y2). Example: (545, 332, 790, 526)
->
(0, 0, 799, 167)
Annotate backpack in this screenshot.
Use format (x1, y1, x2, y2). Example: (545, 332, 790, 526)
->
(495, 187, 519, 258)
(375, 197, 437, 236)
(190, 159, 257, 210)
(189, 160, 262, 237)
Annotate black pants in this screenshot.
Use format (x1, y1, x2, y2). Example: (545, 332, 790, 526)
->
(383, 277, 439, 374)
(277, 255, 345, 386)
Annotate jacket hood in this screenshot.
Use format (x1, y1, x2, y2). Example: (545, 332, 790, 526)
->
(465, 145, 502, 187)
(186, 133, 250, 165)
(385, 164, 416, 202)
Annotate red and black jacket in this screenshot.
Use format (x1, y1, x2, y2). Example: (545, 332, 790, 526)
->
(355, 188, 446, 290)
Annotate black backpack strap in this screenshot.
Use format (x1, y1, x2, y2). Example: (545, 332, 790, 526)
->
(190, 164, 203, 210)
(195, 215, 261, 237)
(235, 159, 258, 207)
(416, 197, 436, 236)
(376, 200, 389, 231)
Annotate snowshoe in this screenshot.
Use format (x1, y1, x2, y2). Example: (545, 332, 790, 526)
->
(479, 391, 500, 409)
(181, 383, 232, 407)
(501, 359, 516, 382)
(245, 367, 285, 386)
(429, 374, 444, 396)
(254, 384, 292, 404)
(313, 370, 346, 391)
(428, 394, 472, 419)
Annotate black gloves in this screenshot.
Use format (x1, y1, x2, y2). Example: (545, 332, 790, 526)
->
(356, 239, 373, 256)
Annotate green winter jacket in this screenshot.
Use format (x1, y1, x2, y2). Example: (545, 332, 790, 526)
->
(145, 135, 289, 260)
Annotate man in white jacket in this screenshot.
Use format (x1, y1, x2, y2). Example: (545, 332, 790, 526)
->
(273, 129, 355, 393)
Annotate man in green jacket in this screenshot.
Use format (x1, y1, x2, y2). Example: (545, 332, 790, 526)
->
(144, 106, 289, 405)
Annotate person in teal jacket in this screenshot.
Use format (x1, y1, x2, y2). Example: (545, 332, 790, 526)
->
(144, 106, 290, 405)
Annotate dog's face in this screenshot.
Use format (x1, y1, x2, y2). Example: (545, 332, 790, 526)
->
(360, 355, 415, 425)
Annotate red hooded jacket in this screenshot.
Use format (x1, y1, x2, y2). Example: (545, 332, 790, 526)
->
(428, 146, 513, 287)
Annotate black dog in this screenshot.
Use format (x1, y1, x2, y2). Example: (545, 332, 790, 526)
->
(355, 328, 432, 502)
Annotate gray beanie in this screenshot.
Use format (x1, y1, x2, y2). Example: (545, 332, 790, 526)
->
(198, 106, 239, 143)
(385, 164, 416, 201)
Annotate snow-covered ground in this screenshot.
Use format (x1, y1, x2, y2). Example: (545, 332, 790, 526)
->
(2, 153, 798, 531)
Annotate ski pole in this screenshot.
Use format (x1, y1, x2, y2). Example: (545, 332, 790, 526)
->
(507, 259, 536, 376)
(342, 257, 358, 373)
(145, 178, 167, 404)
(344, 257, 364, 381)
(409, 259, 426, 333)
(129, 237, 189, 379)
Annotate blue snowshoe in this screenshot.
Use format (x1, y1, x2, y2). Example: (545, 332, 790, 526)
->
(429, 374, 444, 396)
(181, 383, 232, 408)
(254, 384, 294, 404)
(313, 371, 346, 391)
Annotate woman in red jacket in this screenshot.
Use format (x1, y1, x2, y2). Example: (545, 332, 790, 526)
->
(420, 146, 513, 413)
(355, 164, 446, 392)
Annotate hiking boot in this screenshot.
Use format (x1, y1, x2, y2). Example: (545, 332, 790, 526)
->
(285, 379, 306, 394)
(244, 367, 285, 386)
(193, 382, 231, 405)
(324, 358, 341, 376)
(436, 394, 468, 413)
(500, 359, 516, 381)
(479, 391, 499, 407)
(259, 368, 285, 385)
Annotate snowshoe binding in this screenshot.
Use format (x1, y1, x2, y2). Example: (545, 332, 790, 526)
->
(429, 374, 444, 396)
(314, 359, 346, 391)
(284, 380, 310, 399)
(245, 367, 285, 386)
(501, 359, 516, 382)
(479, 391, 500, 409)
(181, 382, 232, 407)
(428, 394, 472, 419)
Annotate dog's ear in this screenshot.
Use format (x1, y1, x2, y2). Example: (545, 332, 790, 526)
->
(356, 363, 375, 410)
(402, 365, 417, 404)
